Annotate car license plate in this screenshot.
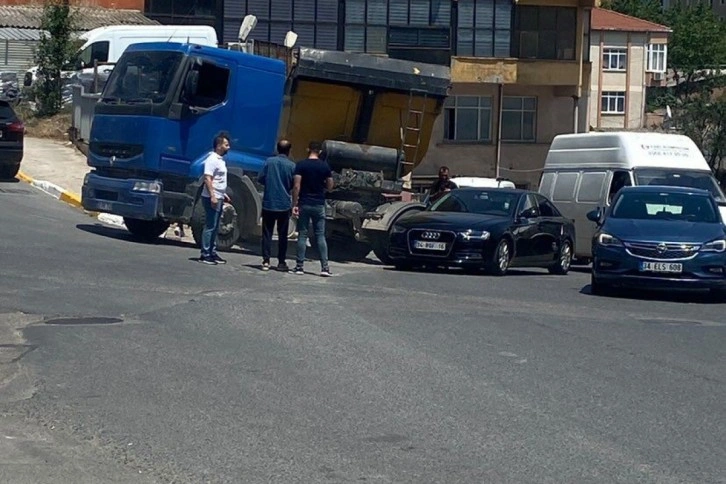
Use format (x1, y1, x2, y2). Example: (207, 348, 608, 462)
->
(96, 201, 113, 212)
(640, 261, 683, 273)
(414, 240, 447, 251)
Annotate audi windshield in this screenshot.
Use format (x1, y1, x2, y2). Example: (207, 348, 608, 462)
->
(429, 190, 519, 217)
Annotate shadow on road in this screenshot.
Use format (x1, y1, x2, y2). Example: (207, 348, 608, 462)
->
(0, 177, 21, 184)
(580, 284, 725, 305)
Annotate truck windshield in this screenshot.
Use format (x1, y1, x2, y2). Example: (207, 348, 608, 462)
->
(102, 51, 183, 104)
(634, 169, 726, 203)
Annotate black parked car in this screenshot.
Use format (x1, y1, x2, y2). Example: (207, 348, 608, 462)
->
(388, 188, 576, 275)
(0, 100, 25, 179)
(589, 185, 726, 296)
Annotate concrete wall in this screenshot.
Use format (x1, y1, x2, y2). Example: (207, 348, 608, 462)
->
(417, 83, 582, 189)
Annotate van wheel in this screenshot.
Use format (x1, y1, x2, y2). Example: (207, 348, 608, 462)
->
(549, 240, 572, 275)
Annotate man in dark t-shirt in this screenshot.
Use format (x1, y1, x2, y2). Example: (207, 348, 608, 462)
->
(291, 141, 335, 277)
(428, 166, 458, 203)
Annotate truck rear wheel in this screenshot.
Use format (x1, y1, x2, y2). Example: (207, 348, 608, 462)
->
(371, 234, 393, 265)
(0, 164, 20, 180)
(123, 218, 170, 242)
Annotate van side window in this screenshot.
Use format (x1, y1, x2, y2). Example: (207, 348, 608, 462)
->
(576, 172, 607, 203)
(608, 170, 632, 204)
(539, 172, 555, 197)
(78, 41, 110, 67)
(552, 172, 579, 202)
(187, 61, 230, 109)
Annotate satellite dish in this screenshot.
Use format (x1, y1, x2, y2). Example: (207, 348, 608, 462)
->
(238, 15, 257, 42)
(284, 31, 298, 48)
(666, 105, 672, 119)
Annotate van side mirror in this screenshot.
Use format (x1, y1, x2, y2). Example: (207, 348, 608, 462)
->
(586, 208, 602, 224)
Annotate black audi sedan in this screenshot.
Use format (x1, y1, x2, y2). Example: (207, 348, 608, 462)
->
(388, 188, 576, 275)
(0, 100, 24, 179)
(589, 185, 726, 296)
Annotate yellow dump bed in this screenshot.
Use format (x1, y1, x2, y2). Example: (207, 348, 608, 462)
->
(259, 45, 450, 175)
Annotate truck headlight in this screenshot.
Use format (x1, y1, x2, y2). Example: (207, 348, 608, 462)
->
(132, 181, 161, 193)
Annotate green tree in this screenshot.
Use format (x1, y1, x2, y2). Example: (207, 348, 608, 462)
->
(605, 1, 726, 175)
(34, 0, 77, 117)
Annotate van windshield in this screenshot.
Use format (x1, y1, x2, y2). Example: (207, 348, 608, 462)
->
(634, 169, 726, 203)
(102, 51, 183, 104)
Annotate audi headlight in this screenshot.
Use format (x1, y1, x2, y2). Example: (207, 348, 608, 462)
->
(597, 233, 623, 247)
(391, 224, 406, 234)
(132, 181, 162, 193)
(458, 229, 491, 241)
(702, 238, 726, 252)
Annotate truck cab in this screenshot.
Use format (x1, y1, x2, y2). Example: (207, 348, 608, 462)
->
(81, 42, 287, 244)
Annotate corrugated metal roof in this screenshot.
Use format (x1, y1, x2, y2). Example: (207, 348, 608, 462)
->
(0, 5, 158, 31)
(0, 28, 44, 41)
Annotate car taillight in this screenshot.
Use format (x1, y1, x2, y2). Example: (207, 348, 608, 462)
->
(8, 121, 25, 133)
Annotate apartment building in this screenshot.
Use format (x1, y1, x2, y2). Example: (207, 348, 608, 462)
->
(589, 8, 670, 130)
(214, 0, 597, 189)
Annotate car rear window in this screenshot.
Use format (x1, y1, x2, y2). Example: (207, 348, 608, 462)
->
(612, 192, 718, 223)
(0, 102, 15, 119)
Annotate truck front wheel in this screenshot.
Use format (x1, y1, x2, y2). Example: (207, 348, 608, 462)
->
(123, 218, 170, 242)
(190, 186, 244, 252)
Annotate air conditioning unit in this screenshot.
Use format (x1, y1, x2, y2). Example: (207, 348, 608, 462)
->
(652, 72, 665, 81)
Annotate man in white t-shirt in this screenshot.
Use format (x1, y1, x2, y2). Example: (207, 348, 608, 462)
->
(199, 133, 231, 265)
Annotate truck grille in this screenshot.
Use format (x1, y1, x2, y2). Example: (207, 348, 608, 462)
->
(624, 242, 700, 261)
(90, 142, 143, 159)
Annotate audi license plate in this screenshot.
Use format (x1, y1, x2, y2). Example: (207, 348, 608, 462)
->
(414, 240, 446, 251)
(640, 261, 683, 273)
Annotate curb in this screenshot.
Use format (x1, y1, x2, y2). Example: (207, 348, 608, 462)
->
(17, 171, 144, 231)
(17, 170, 85, 210)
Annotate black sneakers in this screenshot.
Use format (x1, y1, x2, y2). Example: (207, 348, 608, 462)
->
(212, 254, 227, 265)
(276, 262, 290, 272)
(290, 265, 304, 275)
(199, 256, 217, 265)
(320, 267, 333, 277)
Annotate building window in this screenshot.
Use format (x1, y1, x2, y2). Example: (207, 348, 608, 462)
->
(443, 96, 492, 142)
(512, 6, 576, 60)
(147, 0, 215, 16)
(603, 48, 627, 71)
(501, 96, 536, 142)
(646, 44, 667, 72)
(238, 0, 338, 50)
(601, 91, 625, 114)
(345, 0, 453, 53)
(456, 0, 512, 58)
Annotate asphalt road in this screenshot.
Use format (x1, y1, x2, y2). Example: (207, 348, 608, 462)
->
(1, 180, 725, 484)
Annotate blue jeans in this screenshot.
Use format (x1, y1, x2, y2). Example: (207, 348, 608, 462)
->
(201, 196, 223, 258)
(296, 204, 328, 268)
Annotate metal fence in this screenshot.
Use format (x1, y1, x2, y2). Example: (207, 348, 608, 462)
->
(70, 84, 100, 149)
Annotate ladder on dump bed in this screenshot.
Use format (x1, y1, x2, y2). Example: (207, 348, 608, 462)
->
(397, 89, 428, 180)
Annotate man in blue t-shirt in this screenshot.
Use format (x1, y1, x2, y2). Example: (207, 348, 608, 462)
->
(291, 141, 334, 277)
(258, 139, 296, 272)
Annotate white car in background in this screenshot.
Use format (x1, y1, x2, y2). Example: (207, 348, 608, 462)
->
(451, 177, 516, 189)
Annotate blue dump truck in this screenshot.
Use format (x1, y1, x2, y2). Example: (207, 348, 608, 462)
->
(81, 41, 450, 261)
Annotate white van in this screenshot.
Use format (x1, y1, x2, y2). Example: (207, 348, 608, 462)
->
(538, 131, 726, 261)
(25, 25, 218, 86)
